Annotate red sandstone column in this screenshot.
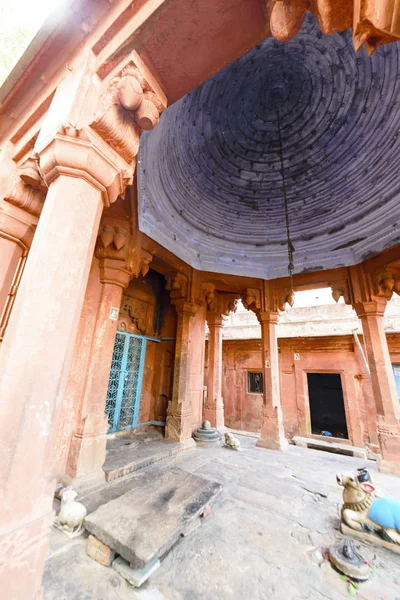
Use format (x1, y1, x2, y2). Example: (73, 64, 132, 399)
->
(205, 313, 225, 428)
(256, 311, 288, 451)
(354, 300, 400, 474)
(165, 300, 198, 443)
(0, 137, 129, 598)
(0, 175, 103, 598)
(66, 253, 132, 481)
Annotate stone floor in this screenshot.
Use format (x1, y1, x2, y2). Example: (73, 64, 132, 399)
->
(43, 436, 400, 600)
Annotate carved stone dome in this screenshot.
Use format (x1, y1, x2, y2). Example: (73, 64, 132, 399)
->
(138, 15, 400, 279)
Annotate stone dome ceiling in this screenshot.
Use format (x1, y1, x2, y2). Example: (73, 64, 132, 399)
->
(138, 15, 400, 279)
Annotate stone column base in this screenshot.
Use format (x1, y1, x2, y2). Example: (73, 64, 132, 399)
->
(378, 458, 400, 477)
(204, 402, 224, 429)
(377, 418, 400, 474)
(256, 437, 289, 451)
(165, 402, 194, 442)
(0, 511, 53, 599)
(256, 405, 288, 452)
(66, 431, 108, 482)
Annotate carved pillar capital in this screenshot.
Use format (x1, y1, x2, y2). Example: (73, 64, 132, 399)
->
(172, 299, 199, 317)
(206, 312, 225, 328)
(95, 219, 143, 289)
(34, 53, 167, 207)
(257, 310, 280, 326)
(353, 298, 388, 319)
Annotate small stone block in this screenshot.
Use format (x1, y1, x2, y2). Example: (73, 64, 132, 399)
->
(87, 534, 115, 566)
(113, 556, 160, 587)
(181, 517, 201, 537)
(202, 504, 212, 519)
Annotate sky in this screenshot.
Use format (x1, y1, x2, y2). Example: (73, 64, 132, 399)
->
(0, 0, 65, 84)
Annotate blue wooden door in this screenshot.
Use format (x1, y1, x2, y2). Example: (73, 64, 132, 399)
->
(105, 331, 147, 433)
(392, 364, 400, 402)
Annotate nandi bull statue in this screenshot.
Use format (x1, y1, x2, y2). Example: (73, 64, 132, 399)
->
(337, 468, 400, 552)
(53, 486, 87, 539)
(224, 431, 241, 450)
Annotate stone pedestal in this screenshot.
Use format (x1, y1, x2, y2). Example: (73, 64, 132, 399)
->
(193, 420, 222, 447)
(256, 311, 288, 451)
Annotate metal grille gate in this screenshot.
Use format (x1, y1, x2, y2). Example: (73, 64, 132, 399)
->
(105, 331, 147, 433)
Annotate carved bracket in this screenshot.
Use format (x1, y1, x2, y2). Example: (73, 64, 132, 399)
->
(372, 267, 400, 300)
(165, 272, 188, 300)
(329, 281, 351, 305)
(241, 288, 262, 316)
(91, 62, 167, 164)
(266, 0, 399, 54)
(4, 159, 46, 218)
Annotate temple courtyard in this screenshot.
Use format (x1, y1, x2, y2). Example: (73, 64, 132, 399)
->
(43, 435, 400, 600)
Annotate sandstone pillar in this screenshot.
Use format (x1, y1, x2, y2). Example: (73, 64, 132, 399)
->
(165, 300, 198, 443)
(0, 49, 164, 599)
(256, 311, 288, 451)
(0, 140, 130, 599)
(66, 221, 140, 481)
(205, 313, 225, 428)
(0, 175, 104, 598)
(354, 299, 400, 474)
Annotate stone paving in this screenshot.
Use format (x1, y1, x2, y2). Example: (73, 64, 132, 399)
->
(43, 435, 400, 600)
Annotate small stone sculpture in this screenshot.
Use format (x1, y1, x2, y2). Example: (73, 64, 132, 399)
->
(224, 432, 241, 450)
(337, 470, 400, 551)
(193, 420, 221, 447)
(54, 486, 87, 538)
(329, 537, 370, 581)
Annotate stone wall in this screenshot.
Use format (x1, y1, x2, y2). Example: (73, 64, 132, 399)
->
(213, 334, 400, 445)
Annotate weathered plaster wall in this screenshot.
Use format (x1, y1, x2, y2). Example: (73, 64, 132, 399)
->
(218, 334, 400, 446)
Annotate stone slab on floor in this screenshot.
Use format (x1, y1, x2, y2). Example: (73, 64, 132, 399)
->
(292, 435, 367, 458)
(113, 556, 160, 587)
(103, 430, 194, 481)
(85, 466, 222, 569)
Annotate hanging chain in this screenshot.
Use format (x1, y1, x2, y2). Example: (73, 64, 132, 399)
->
(275, 104, 295, 292)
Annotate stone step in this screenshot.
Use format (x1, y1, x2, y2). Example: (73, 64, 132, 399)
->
(292, 436, 367, 459)
(85, 466, 222, 582)
(103, 437, 195, 482)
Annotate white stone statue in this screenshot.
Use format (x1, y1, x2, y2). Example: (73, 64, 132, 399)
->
(224, 432, 241, 450)
(54, 486, 87, 538)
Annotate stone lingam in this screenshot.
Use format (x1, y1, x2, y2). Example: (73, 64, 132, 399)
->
(193, 420, 222, 447)
(329, 537, 370, 581)
(337, 468, 400, 552)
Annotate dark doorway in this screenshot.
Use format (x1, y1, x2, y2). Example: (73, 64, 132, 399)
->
(307, 373, 348, 439)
